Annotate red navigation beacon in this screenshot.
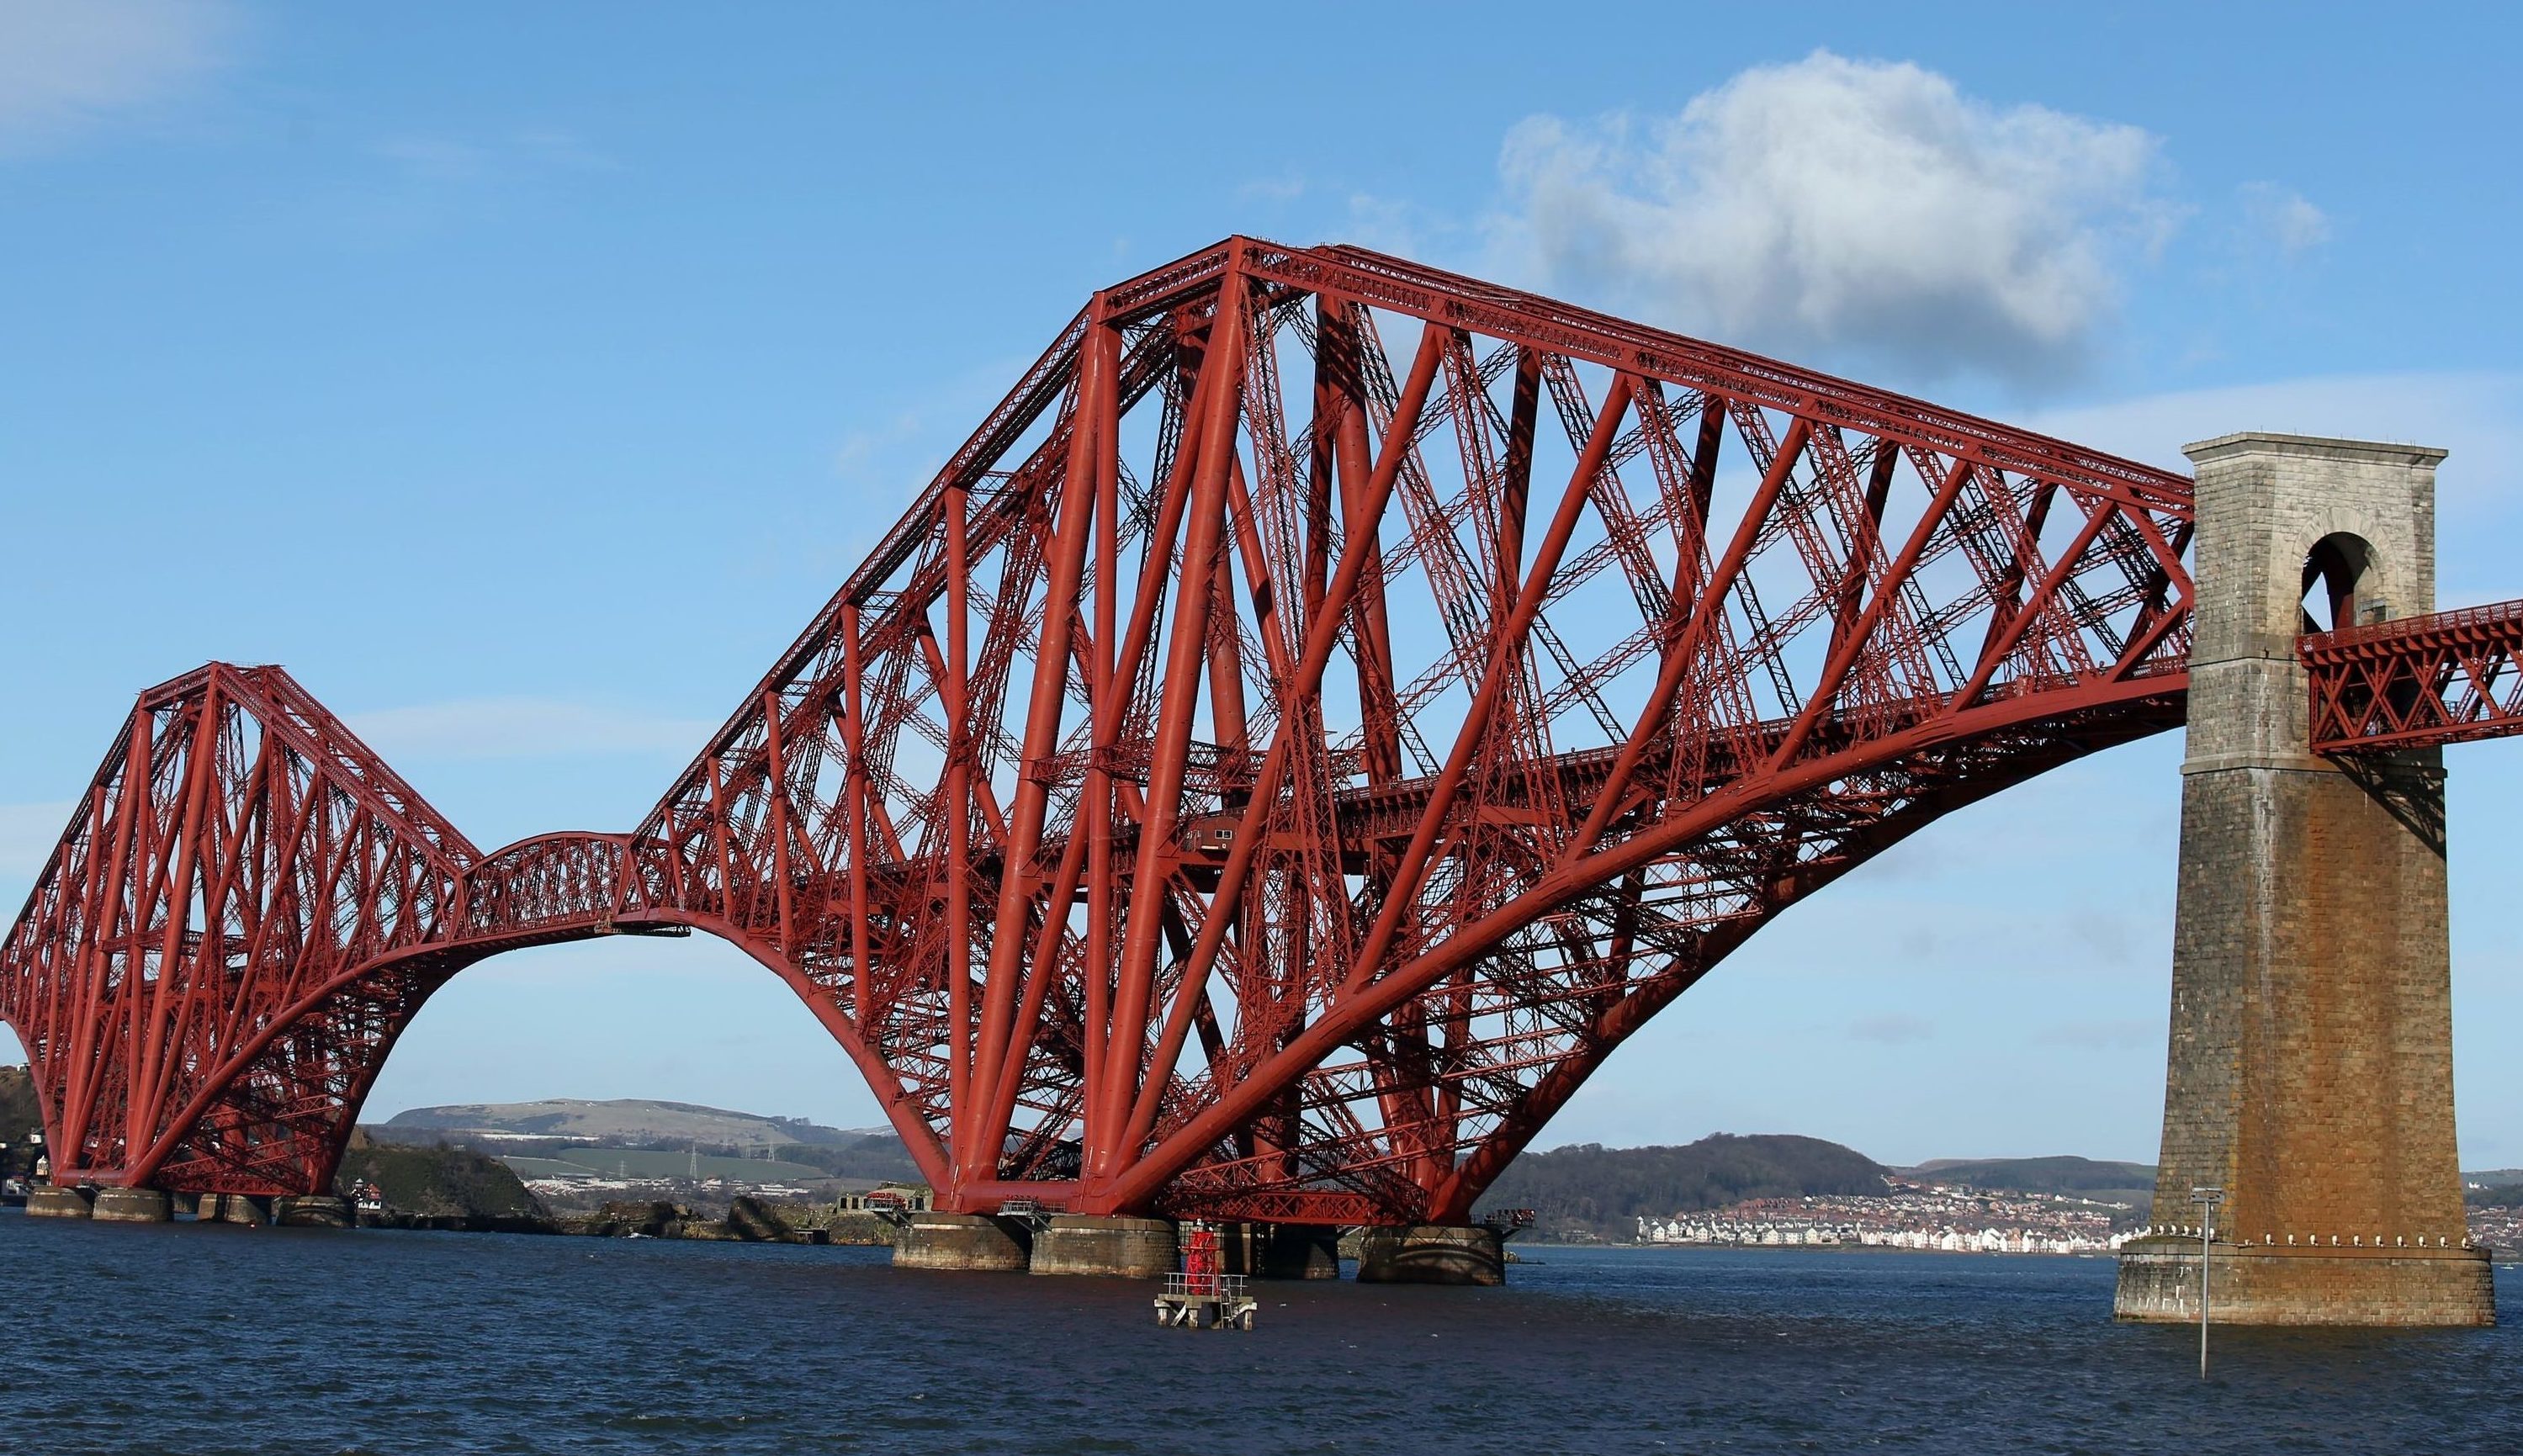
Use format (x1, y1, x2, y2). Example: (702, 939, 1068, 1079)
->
(1155, 1221, 1256, 1330)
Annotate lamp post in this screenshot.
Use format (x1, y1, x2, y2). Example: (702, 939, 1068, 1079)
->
(2190, 1186, 2224, 1378)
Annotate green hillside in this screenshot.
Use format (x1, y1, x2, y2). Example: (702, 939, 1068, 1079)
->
(504, 1148, 830, 1183)
(337, 1132, 546, 1220)
(0, 1067, 40, 1177)
(1482, 1134, 1890, 1240)
(1905, 1156, 2156, 1194)
(379, 1098, 876, 1149)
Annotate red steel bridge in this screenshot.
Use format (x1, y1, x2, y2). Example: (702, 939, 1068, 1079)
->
(8, 238, 2521, 1226)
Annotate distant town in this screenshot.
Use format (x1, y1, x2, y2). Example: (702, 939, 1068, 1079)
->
(9, 1081, 2520, 1257)
(1637, 1183, 2133, 1255)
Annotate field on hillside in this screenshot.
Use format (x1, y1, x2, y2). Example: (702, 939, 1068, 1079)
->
(499, 1149, 831, 1183)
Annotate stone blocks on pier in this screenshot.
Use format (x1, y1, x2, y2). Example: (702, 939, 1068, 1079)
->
(195, 1194, 271, 1226)
(91, 1187, 172, 1223)
(892, 1211, 1031, 1272)
(1028, 1215, 1177, 1278)
(272, 1194, 352, 1228)
(26, 1184, 93, 1218)
(2117, 434, 2492, 1326)
(1354, 1224, 1504, 1285)
(2117, 1238, 2492, 1326)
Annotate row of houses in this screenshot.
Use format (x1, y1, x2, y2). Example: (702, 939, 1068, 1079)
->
(1635, 1215, 2129, 1254)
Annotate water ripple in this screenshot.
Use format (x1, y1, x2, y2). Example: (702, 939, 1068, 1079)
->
(0, 1213, 2512, 1453)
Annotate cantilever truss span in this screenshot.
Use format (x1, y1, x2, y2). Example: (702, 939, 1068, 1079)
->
(2, 237, 2208, 1219)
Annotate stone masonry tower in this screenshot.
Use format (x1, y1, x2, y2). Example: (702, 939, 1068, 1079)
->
(2114, 434, 2492, 1325)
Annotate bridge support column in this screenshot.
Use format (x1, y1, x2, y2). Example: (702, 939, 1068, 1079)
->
(91, 1187, 172, 1222)
(892, 1211, 1031, 1272)
(196, 1194, 271, 1226)
(2117, 433, 2491, 1326)
(272, 1194, 352, 1228)
(1028, 1215, 1176, 1278)
(1355, 1225, 1504, 1285)
(26, 1184, 93, 1218)
(1220, 1223, 1342, 1279)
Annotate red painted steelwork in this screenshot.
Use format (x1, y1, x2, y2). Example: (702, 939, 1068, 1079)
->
(2303, 598, 2523, 754)
(3, 237, 2206, 1219)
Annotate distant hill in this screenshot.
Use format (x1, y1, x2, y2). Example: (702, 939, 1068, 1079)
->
(0, 1066, 40, 1176)
(379, 1099, 885, 1150)
(1904, 1156, 2157, 1194)
(337, 1130, 547, 1220)
(373, 1097, 924, 1186)
(1482, 1134, 1890, 1241)
(505, 1149, 834, 1184)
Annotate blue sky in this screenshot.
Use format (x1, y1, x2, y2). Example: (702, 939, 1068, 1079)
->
(5, 2, 2522, 1166)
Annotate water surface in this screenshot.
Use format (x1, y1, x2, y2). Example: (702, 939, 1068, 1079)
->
(2, 1212, 2513, 1453)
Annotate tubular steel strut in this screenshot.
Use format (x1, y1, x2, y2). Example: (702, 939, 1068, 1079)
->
(7, 237, 2261, 1217)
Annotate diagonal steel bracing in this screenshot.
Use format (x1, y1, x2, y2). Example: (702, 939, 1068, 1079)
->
(4, 238, 2224, 1218)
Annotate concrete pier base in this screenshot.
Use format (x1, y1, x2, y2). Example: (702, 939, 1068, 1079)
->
(1029, 1215, 1176, 1278)
(91, 1187, 172, 1223)
(196, 1194, 271, 1226)
(1218, 1223, 1341, 1279)
(892, 1211, 1031, 1272)
(1354, 1225, 1504, 1285)
(271, 1194, 352, 1229)
(2116, 1238, 2494, 1326)
(26, 1185, 93, 1219)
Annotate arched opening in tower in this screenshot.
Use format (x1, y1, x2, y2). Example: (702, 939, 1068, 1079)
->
(2302, 532, 2380, 632)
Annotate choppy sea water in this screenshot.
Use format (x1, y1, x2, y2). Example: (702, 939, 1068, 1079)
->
(1, 1210, 2515, 1453)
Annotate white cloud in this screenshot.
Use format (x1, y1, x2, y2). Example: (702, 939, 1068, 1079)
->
(2019, 371, 2523, 484)
(1492, 50, 2169, 384)
(346, 699, 718, 761)
(2024, 369, 2523, 624)
(0, 0, 232, 151)
(0, 801, 77, 879)
(2239, 181, 2330, 257)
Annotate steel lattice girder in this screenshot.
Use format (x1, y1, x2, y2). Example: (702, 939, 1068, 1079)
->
(2303, 597, 2523, 753)
(2, 237, 2207, 1220)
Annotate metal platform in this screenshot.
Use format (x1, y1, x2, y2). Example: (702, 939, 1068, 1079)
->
(1154, 1273, 1257, 1330)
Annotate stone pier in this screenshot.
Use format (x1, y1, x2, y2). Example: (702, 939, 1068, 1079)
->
(91, 1187, 172, 1223)
(1222, 1222, 1343, 1279)
(26, 1184, 93, 1219)
(1354, 1225, 1504, 1285)
(892, 1211, 1031, 1272)
(272, 1194, 352, 1228)
(1028, 1215, 1176, 1277)
(196, 1194, 272, 1226)
(2118, 1240, 2490, 1325)
(2115, 433, 2493, 1326)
